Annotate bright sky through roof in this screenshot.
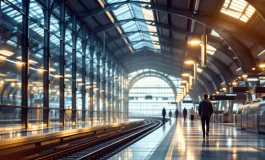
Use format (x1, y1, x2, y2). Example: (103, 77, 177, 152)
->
(221, 0, 255, 22)
(105, 0, 161, 51)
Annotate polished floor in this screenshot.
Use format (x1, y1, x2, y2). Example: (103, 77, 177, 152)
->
(109, 118, 265, 160)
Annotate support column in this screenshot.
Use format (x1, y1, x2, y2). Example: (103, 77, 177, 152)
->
(107, 59, 111, 123)
(244, 81, 252, 102)
(255, 80, 261, 99)
(102, 57, 106, 122)
(59, 2, 65, 125)
(43, 0, 51, 127)
(111, 62, 116, 122)
(116, 65, 120, 121)
(89, 35, 94, 122)
(81, 29, 87, 123)
(71, 15, 77, 124)
(96, 52, 100, 121)
(21, 0, 29, 129)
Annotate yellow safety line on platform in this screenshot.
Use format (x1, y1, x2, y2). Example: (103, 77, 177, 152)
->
(164, 120, 179, 160)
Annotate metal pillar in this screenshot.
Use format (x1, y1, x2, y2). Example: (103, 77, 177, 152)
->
(102, 57, 106, 122)
(116, 65, 120, 121)
(59, 1, 65, 126)
(21, 0, 29, 129)
(96, 52, 100, 121)
(81, 28, 87, 123)
(112, 62, 116, 122)
(244, 81, 252, 102)
(71, 14, 77, 124)
(43, 0, 51, 127)
(107, 59, 111, 123)
(89, 34, 94, 122)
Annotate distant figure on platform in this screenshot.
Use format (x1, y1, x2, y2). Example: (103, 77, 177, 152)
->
(162, 107, 166, 123)
(199, 93, 213, 139)
(169, 110, 172, 118)
(190, 107, 195, 121)
(183, 108, 187, 121)
(175, 109, 179, 119)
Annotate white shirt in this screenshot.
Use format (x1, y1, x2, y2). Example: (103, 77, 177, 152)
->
(190, 109, 195, 115)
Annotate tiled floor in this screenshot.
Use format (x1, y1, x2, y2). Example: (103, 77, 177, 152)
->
(109, 118, 265, 160)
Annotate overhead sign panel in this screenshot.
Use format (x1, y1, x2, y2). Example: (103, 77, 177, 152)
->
(145, 95, 152, 100)
(210, 95, 246, 100)
(183, 100, 193, 103)
(210, 95, 235, 100)
(231, 87, 248, 93)
(255, 87, 265, 93)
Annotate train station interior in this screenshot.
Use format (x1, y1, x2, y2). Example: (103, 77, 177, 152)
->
(1, 0, 265, 159)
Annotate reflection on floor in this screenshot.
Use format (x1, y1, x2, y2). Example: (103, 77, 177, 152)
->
(109, 118, 265, 160)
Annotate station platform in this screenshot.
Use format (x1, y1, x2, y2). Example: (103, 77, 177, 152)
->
(0, 119, 143, 141)
(109, 118, 265, 160)
(0, 119, 144, 150)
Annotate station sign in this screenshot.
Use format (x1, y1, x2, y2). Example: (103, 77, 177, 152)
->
(210, 95, 246, 100)
(231, 87, 248, 93)
(145, 95, 152, 99)
(254, 87, 265, 93)
(183, 100, 193, 103)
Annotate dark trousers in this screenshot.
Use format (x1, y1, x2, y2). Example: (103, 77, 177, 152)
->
(201, 115, 210, 134)
(163, 116, 165, 123)
(191, 115, 194, 121)
(184, 115, 187, 121)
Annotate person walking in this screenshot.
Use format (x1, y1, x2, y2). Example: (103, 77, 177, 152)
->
(175, 109, 179, 119)
(183, 108, 187, 121)
(162, 107, 166, 123)
(190, 107, 195, 121)
(169, 110, 172, 118)
(199, 93, 213, 139)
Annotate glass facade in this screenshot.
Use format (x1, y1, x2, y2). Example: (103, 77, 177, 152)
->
(129, 77, 176, 117)
(0, 0, 128, 136)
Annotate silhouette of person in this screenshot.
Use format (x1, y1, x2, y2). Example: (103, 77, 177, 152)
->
(199, 93, 213, 139)
(162, 107, 166, 123)
(183, 108, 187, 121)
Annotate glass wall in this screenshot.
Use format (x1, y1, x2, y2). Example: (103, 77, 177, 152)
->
(0, 0, 128, 137)
(129, 77, 176, 117)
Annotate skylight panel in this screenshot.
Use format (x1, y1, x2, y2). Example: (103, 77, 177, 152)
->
(142, 8, 154, 21)
(139, 0, 151, 2)
(106, 0, 160, 51)
(221, 0, 255, 22)
(153, 44, 161, 49)
(207, 44, 217, 55)
(112, 4, 133, 20)
(121, 21, 138, 32)
(146, 25, 157, 32)
(197, 68, 203, 73)
(146, 43, 153, 48)
(210, 30, 222, 38)
(128, 33, 142, 41)
(150, 36, 158, 42)
(133, 42, 145, 49)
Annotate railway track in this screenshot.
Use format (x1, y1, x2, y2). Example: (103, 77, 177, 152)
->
(27, 119, 162, 160)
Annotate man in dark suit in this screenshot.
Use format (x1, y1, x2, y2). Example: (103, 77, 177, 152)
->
(199, 93, 213, 139)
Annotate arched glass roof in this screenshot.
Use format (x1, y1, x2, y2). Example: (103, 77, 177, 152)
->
(104, 0, 160, 52)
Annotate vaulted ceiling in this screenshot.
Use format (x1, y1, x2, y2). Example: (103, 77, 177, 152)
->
(67, 0, 265, 98)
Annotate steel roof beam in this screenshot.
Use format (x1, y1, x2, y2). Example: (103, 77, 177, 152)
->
(91, 2, 258, 72)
